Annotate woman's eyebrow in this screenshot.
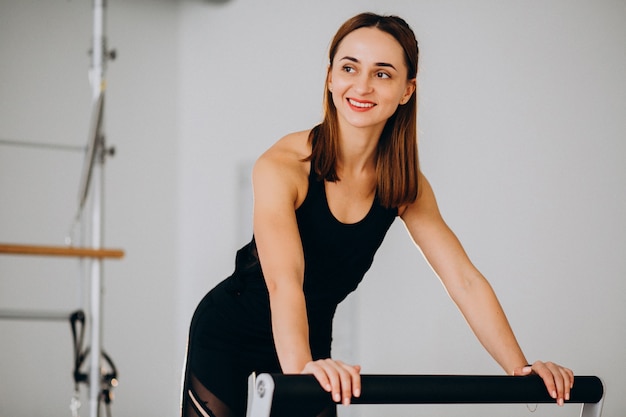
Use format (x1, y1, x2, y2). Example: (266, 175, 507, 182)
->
(339, 56, 397, 71)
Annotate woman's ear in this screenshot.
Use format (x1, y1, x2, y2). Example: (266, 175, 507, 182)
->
(400, 78, 417, 105)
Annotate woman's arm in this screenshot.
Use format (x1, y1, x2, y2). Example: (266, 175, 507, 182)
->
(252, 138, 361, 405)
(400, 174, 573, 405)
(252, 147, 312, 374)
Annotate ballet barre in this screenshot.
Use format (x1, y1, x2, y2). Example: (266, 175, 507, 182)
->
(0, 243, 124, 259)
(246, 373, 604, 417)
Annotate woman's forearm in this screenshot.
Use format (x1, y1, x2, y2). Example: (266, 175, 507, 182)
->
(451, 272, 528, 374)
(268, 281, 313, 373)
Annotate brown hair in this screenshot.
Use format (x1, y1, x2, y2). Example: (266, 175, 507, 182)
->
(307, 12, 420, 208)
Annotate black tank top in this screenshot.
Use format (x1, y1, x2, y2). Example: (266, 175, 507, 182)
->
(225, 159, 397, 357)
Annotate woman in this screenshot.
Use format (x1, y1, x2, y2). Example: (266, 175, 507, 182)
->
(182, 12, 573, 417)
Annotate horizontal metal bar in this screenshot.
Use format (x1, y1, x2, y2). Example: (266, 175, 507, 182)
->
(0, 309, 75, 321)
(0, 138, 85, 152)
(247, 373, 604, 417)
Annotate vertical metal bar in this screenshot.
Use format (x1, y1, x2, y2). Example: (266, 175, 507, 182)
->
(89, 1, 105, 416)
(91, 0, 104, 99)
(88, 155, 103, 417)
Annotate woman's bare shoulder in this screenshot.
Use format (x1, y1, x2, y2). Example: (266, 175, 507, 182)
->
(256, 130, 310, 169)
(253, 130, 312, 205)
(268, 130, 311, 157)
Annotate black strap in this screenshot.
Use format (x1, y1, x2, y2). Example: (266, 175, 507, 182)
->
(70, 310, 87, 388)
(69, 310, 118, 410)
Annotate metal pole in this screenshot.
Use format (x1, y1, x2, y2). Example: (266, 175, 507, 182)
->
(91, 0, 104, 99)
(88, 155, 103, 417)
(88, 1, 105, 416)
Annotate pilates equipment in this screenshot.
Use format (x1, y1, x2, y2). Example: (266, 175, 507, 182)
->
(0, 1, 119, 416)
(246, 373, 604, 417)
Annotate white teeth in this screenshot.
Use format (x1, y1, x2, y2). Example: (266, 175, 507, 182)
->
(348, 99, 375, 108)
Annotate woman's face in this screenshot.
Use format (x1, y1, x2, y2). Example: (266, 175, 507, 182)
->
(328, 27, 416, 134)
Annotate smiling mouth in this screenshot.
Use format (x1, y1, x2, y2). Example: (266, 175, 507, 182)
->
(348, 98, 376, 109)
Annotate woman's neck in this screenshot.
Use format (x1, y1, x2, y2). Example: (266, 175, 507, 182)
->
(336, 123, 383, 176)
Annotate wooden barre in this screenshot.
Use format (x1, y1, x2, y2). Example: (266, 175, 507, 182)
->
(0, 243, 124, 259)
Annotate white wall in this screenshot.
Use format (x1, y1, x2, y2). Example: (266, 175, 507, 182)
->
(1, 0, 624, 416)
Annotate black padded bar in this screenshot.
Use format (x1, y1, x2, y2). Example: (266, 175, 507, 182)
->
(267, 374, 603, 405)
(247, 374, 604, 417)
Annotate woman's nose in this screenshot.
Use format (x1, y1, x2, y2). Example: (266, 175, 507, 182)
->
(354, 73, 373, 94)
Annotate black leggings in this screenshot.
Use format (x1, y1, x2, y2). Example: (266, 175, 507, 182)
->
(181, 282, 336, 417)
(183, 372, 235, 417)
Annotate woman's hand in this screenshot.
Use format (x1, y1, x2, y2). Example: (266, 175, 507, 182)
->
(301, 359, 361, 405)
(513, 361, 574, 406)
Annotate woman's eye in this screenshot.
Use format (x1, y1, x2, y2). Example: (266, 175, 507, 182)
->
(342, 65, 355, 73)
(376, 72, 391, 79)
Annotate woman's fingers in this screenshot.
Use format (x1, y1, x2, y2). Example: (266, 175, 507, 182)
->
(529, 361, 574, 406)
(321, 359, 360, 405)
(301, 359, 361, 405)
(302, 361, 332, 392)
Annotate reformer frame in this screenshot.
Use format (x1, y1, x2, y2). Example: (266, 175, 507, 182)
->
(246, 373, 604, 417)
